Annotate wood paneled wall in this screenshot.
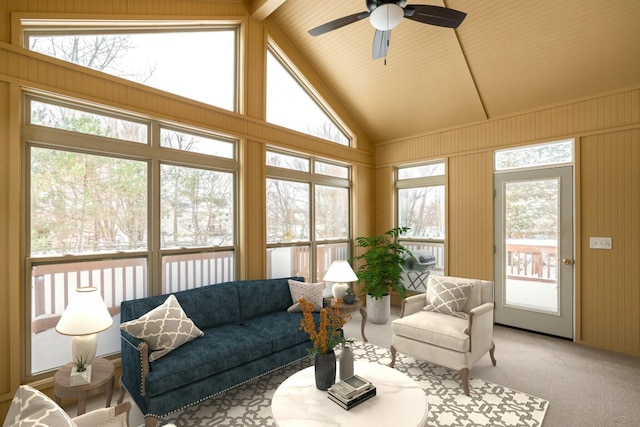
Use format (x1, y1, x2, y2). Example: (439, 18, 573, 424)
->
(580, 130, 640, 354)
(448, 152, 494, 280)
(375, 88, 640, 357)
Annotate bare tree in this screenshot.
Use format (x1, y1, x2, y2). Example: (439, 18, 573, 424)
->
(30, 34, 156, 82)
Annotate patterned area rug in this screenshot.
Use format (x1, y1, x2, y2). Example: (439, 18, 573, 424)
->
(164, 340, 548, 426)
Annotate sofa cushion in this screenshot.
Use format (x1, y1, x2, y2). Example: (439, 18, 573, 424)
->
(4, 385, 76, 427)
(392, 310, 470, 353)
(242, 311, 314, 353)
(174, 282, 241, 329)
(120, 295, 204, 362)
(120, 283, 241, 328)
(287, 279, 325, 312)
(145, 323, 272, 396)
(236, 277, 302, 320)
(424, 276, 472, 318)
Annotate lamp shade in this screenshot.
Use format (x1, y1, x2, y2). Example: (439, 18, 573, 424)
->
(370, 4, 404, 31)
(56, 287, 113, 336)
(323, 260, 358, 283)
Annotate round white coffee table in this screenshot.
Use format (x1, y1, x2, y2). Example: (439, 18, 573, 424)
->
(271, 361, 428, 427)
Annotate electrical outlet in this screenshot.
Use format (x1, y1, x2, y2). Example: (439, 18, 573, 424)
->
(589, 237, 612, 249)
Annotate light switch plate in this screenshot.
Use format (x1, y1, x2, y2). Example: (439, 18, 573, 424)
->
(589, 237, 612, 249)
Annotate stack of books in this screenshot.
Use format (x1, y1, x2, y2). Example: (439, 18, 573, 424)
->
(327, 375, 376, 410)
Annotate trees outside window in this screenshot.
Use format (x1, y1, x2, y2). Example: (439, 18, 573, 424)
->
(266, 150, 351, 282)
(26, 22, 238, 111)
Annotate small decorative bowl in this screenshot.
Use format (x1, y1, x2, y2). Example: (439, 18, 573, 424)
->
(343, 294, 357, 305)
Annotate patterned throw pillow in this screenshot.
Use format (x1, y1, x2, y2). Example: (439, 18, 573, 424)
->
(287, 279, 325, 312)
(4, 385, 76, 427)
(424, 276, 472, 318)
(120, 294, 203, 362)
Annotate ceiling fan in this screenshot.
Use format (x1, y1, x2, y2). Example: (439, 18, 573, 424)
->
(308, 0, 467, 60)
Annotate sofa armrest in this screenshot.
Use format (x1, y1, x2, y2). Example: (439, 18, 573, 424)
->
(467, 302, 494, 353)
(400, 294, 426, 318)
(120, 331, 150, 397)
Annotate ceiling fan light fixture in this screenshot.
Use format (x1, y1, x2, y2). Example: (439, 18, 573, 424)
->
(370, 4, 404, 31)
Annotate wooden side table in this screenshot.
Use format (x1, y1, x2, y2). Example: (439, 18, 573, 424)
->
(54, 357, 115, 416)
(327, 297, 368, 342)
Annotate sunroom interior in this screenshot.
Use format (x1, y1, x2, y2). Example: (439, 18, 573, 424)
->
(1, 0, 640, 418)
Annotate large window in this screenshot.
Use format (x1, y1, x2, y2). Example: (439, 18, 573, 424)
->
(24, 21, 238, 111)
(266, 47, 350, 146)
(25, 95, 237, 377)
(266, 150, 351, 284)
(396, 162, 446, 293)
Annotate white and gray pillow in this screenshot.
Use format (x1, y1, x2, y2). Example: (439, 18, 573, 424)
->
(120, 294, 203, 362)
(287, 279, 325, 312)
(424, 276, 472, 319)
(4, 385, 75, 427)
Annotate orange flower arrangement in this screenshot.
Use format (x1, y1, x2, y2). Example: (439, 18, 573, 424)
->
(299, 298, 351, 355)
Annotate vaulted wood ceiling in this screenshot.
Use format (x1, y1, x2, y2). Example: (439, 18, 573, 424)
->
(254, 0, 640, 143)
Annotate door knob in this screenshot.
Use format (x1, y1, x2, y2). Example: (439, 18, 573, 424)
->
(562, 258, 574, 265)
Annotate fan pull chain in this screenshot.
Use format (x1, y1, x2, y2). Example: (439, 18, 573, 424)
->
(384, 38, 390, 66)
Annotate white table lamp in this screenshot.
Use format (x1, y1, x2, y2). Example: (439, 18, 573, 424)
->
(323, 260, 358, 300)
(56, 287, 113, 384)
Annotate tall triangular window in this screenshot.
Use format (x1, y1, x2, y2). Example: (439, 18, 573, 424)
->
(266, 47, 350, 146)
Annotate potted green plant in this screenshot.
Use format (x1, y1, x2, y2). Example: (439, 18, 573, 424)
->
(70, 352, 92, 386)
(351, 227, 412, 324)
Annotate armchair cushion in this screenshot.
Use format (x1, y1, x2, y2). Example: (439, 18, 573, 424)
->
(424, 276, 472, 318)
(120, 294, 204, 362)
(72, 406, 127, 427)
(391, 310, 470, 352)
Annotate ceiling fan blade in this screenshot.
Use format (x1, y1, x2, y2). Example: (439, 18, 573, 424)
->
(372, 29, 391, 60)
(404, 5, 466, 28)
(308, 12, 370, 36)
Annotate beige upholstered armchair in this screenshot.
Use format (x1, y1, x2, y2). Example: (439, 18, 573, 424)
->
(390, 275, 496, 396)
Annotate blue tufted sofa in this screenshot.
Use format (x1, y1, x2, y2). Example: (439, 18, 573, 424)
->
(119, 277, 315, 427)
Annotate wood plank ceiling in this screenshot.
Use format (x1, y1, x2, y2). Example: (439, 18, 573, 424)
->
(256, 0, 640, 144)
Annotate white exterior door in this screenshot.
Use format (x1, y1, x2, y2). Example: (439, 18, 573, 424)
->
(494, 166, 574, 338)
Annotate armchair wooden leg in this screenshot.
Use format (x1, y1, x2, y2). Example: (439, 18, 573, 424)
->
(390, 345, 397, 368)
(489, 341, 497, 366)
(144, 416, 159, 427)
(460, 368, 470, 396)
(117, 379, 127, 405)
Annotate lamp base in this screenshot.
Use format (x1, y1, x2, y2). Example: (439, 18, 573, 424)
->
(332, 282, 349, 300)
(71, 333, 98, 368)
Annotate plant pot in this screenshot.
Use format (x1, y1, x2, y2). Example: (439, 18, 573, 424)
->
(366, 294, 390, 324)
(70, 364, 92, 386)
(343, 294, 357, 304)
